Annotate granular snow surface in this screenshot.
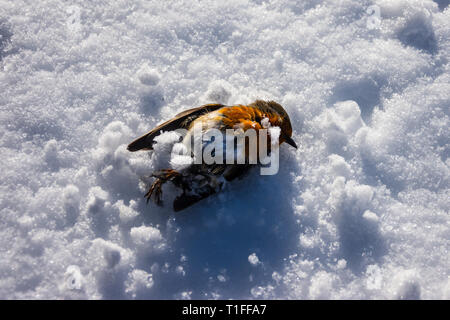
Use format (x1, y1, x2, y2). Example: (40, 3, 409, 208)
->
(0, 0, 449, 299)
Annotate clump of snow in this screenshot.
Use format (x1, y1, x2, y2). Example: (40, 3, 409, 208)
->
(201, 80, 234, 104)
(217, 274, 226, 282)
(95, 122, 133, 160)
(125, 269, 154, 298)
(112, 199, 139, 224)
(170, 142, 193, 171)
(152, 131, 183, 170)
(0, 0, 449, 300)
(248, 253, 261, 266)
(261, 117, 270, 129)
(130, 225, 166, 253)
(328, 154, 352, 178)
(137, 65, 161, 86)
(86, 187, 110, 216)
(362, 210, 379, 224)
(268, 126, 281, 146)
(176, 265, 186, 277)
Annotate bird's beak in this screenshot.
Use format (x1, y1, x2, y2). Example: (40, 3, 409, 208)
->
(283, 135, 297, 149)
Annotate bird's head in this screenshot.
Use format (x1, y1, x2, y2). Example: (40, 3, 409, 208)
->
(250, 100, 297, 149)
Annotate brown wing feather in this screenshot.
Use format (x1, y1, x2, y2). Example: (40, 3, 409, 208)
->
(127, 103, 225, 152)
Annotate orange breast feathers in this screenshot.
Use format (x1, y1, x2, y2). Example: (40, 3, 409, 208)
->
(186, 105, 283, 161)
(198, 105, 281, 131)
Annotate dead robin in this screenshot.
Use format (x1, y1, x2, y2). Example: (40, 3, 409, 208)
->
(127, 99, 297, 211)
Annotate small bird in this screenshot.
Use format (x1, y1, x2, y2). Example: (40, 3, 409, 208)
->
(127, 100, 297, 211)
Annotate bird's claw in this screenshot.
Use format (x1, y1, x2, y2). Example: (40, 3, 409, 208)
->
(144, 169, 181, 205)
(145, 179, 163, 205)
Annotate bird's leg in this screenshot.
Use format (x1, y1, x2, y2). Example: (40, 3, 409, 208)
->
(145, 169, 181, 205)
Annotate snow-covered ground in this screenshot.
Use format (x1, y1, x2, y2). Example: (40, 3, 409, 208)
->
(0, 0, 449, 299)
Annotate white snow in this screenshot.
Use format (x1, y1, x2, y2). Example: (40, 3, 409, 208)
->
(0, 0, 449, 299)
(130, 225, 165, 252)
(170, 142, 194, 171)
(248, 253, 261, 266)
